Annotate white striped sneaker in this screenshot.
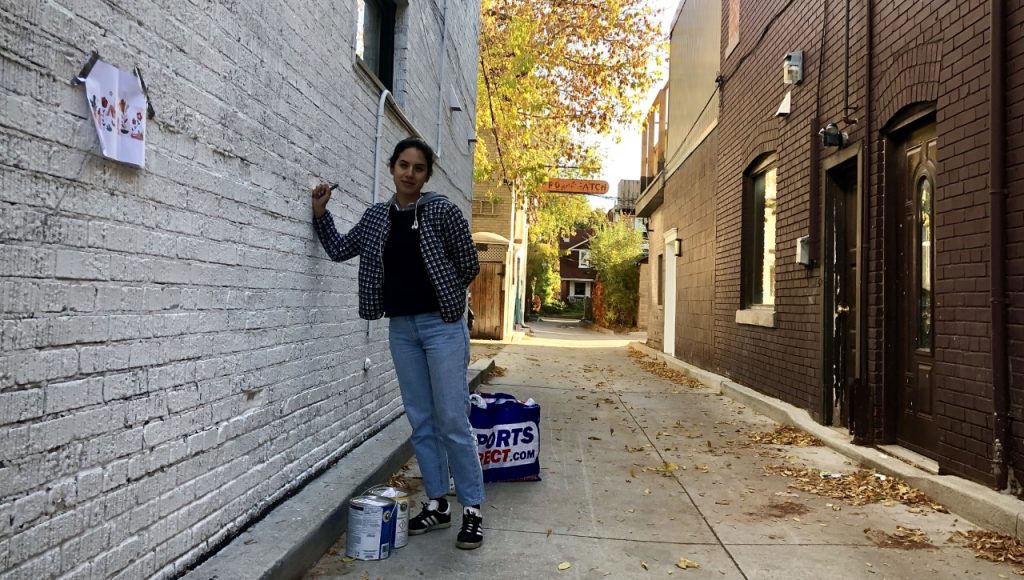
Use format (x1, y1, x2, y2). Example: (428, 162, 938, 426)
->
(456, 506, 483, 549)
(408, 499, 451, 535)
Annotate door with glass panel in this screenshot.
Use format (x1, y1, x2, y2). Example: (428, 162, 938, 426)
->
(893, 121, 937, 456)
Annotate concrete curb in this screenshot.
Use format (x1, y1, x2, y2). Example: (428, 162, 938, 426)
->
(629, 341, 1024, 540)
(469, 358, 495, 392)
(579, 320, 615, 335)
(629, 342, 724, 394)
(184, 363, 496, 580)
(182, 419, 413, 580)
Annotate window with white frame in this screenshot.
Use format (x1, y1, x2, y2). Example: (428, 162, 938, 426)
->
(743, 156, 778, 307)
(578, 249, 591, 269)
(356, 0, 396, 89)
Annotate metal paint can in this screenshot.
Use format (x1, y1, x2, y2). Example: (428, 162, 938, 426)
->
(365, 485, 410, 548)
(345, 495, 396, 560)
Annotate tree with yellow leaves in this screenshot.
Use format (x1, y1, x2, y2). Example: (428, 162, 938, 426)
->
(476, 0, 664, 197)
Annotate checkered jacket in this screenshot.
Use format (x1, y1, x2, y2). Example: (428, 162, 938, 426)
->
(313, 194, 479, 323)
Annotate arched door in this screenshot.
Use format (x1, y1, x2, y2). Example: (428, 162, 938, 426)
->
(889, 119, 938, 456)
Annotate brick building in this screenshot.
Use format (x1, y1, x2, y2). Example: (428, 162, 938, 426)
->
(640, 0, 1021, 489)
(469, 135, 528, 341)
(0, 1, 480, 578)
(636, 0, 720, 372)
(558, 228, 596, 303)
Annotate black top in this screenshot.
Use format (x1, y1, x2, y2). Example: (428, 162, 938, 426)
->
(383, 203, 440, 317)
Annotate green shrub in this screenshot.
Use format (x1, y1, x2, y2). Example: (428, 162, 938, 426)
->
(589, 221, 643, 327)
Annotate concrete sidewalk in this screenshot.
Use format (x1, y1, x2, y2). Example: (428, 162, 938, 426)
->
(303, 319, 1020, 579)
(631, 341, 1024, 542)
(182, 360, 493, 580)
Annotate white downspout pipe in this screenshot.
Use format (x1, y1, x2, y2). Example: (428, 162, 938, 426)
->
(434, 0, 449, 156)
(373, 89, 391, 206)
(368, 88, 391, 336)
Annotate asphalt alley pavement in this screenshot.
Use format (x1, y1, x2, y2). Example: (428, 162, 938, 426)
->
(306, 319, 1014, 579)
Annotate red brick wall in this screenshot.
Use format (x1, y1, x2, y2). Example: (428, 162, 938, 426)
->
(714, 0, 1005, 484)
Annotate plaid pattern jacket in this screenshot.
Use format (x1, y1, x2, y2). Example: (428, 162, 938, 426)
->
(313, 195, 480, 323)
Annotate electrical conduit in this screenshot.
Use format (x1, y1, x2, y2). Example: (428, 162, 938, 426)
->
(369, 88, 391, 336)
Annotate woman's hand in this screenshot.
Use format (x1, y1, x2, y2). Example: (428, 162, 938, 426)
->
(312, 183, 334, 218)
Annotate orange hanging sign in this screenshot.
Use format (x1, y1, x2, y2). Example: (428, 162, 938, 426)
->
(543, 178, 610, 195)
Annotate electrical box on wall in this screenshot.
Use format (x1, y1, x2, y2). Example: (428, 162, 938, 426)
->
(784, 51, 803, 84)
(796, 235, 812, 266)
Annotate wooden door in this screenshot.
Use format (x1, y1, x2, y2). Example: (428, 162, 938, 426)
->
(825, 160, 859, 428)
(468, 263, 504, 340)
(893, 122, 938, 456)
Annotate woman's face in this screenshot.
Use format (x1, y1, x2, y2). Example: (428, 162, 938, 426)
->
(390, 147, 429, 197)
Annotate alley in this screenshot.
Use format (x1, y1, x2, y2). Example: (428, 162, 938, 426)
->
(306, 320, 1013, 579)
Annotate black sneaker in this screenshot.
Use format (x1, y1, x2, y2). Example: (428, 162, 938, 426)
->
(456, 506, 483, 549)
(408, 499, 451, 535)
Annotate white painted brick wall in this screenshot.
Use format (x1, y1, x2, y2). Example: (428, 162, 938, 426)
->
(0, 0, 480, 578)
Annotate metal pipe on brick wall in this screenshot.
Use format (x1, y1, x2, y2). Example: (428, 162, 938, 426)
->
(854, 0, 873, 445)
(434, 0, 450, 157)
(989, 0, 1010, 491)
(809, 0, 829, 268)
(369, 88, 392, 337)
(842, 0, 852, 124)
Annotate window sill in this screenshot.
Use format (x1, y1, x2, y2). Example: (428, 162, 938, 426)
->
(352, 59, 419, 137)
(735, 307, 775, 328)
(354, 57, 388, 92)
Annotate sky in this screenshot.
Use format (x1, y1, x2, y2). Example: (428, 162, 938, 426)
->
(588, 0, 678, 211)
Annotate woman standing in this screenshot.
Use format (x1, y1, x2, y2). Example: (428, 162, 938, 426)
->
(311, 137, 485, 550)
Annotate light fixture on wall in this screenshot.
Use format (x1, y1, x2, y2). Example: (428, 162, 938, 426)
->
(448, 84, 463, 112)
(673, 239, 683, 257)
(820, 123, 847, 147)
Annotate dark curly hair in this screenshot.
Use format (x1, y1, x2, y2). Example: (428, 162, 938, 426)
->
(388, 137, 435, 179)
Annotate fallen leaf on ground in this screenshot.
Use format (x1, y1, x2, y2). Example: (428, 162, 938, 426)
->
(558, 562, 572, 571)
(865, 526, 934, 550)
(950, 530, 1024, 565)
(646, 462, 680, 477)
(676, 558, 700, 569)
(761, 465, 943, 510)
(748, 425, 823, 447)
(387, 471, 413, 491)
(627, 347, 705, 389)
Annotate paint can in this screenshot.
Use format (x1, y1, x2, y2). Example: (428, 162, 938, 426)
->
(345, 495, 396, 560)
(365, 485, 410, 548)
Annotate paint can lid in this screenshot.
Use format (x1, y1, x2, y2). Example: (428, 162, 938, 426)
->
(351, 495, 395, 508)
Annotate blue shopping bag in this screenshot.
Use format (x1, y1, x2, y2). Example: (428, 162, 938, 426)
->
(469, 392, 541, 482)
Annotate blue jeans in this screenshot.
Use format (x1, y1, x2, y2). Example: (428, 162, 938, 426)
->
(388, 312, 485, 506)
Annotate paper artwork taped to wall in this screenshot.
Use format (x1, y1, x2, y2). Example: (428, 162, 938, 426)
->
(84, 59, 147, 167)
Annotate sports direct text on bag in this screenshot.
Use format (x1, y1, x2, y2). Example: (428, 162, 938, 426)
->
(475, 421, 538, 467)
